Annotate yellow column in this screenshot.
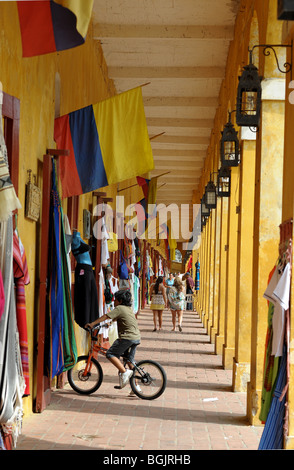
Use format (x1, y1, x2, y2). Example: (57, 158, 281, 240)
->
(223, 167, 240, 369)
(203, 219, 210, 326)
(233, 138, 256, 391)
(211, 199, 221, 343)
(207, 207, 216, 335)
(215, 197, 229, 355)
(280, 43, 294, 449)
(247, 91, 284, 425)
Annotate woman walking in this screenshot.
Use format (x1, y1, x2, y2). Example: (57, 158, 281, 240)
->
(150, 276, 167, 331)
(168, 277, 185, 332)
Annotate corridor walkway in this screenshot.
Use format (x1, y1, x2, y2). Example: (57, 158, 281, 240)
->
(15, 307, 263, 451)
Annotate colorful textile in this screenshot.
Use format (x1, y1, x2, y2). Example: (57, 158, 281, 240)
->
(17, 0, 93, 57)
(0, 106, 21, 222)
(0, 217, 25, 446)
(54, 87, 154, 198)
(13, 231, 30, 396)
(259, 266, 283, 423)
(258, 346, 287, 450)
(195, 261, 200, 291)
(48, 160, 77, 379)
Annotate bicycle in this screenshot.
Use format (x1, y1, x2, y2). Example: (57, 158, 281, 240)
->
(67, 325, 167, 400)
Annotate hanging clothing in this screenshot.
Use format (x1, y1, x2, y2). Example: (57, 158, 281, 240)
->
(185, 274, 194, 310)
(74, 264, 99, 329)
(0, 217, 25, 446)
(133, 275, 140, 314)
(13, 230, 30, 396)
(0, 100, 21, 222)
(258, 345, 287, 450)
(0, 268, 4, 320)
(195, 260, 200, 291)
(48, 161, 77, 379)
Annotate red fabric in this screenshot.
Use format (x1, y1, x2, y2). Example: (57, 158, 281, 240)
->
(17, 1, 56, 57)
(13, 231, 30, 395)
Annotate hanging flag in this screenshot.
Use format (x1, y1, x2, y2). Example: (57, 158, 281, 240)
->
(135, 198, 147, 236)
(136, 176, 150, 200)
(54, 87, 154, 198)
(17, 0, 93, 57)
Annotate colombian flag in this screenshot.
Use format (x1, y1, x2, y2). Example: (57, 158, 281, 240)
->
(17, 0, 93, 57)
(54, 87, 154, 198)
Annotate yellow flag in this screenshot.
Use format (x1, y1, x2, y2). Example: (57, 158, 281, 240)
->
(93, 87, 154, 186)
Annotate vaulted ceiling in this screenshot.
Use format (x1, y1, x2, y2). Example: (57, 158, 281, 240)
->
(92, 0, 240, 218)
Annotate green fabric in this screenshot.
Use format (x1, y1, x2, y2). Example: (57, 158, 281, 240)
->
(259, 302, 280, 422)
(60, 204, 78, 371)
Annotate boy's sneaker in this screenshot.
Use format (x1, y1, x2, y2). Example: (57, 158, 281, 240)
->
(119, 369, 133, 388)
(128, 384, 142, 397)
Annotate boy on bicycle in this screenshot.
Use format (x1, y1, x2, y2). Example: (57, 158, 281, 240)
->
(85, 289, 140, 389)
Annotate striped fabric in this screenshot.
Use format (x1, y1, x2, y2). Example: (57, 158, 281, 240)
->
(54, 87, 154, 198)
(258, 345, 287, 450)
(13, 231, 30, 396)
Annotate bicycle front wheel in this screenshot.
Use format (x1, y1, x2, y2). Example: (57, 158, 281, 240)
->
(130, 360, 167, 400)
(67, 355, 103, 395)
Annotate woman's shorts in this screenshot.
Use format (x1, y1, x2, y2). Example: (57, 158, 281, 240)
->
(106, 338, 140, 363)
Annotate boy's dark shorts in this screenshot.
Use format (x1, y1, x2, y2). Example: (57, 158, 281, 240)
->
(106, 338, 140, 363)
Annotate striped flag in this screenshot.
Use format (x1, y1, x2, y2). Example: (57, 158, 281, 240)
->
(54, 87, 154, 198)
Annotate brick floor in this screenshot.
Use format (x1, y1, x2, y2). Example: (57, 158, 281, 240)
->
(15, 308, 263, 451)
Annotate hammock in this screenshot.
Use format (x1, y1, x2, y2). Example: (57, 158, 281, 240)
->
(48, 159, 77, 379)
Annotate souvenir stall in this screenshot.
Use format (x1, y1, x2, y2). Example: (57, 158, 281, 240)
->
(258, 218, 292, 450)
(35, 152, 78, 413)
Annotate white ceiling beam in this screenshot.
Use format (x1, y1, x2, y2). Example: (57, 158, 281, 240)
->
(93, 24, 234, 39)
(143, 96, 218, 107)
(152, 149, 205, 157)
(146, 117, 214, 128)
(150, 135, 209, 144)
(108, 66, 224, 79)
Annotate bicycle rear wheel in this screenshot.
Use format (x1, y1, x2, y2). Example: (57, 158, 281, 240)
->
(130, 360, 167, 400)
(67, 355, 103, 395)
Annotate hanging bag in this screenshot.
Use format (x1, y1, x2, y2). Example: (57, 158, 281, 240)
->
(118, 250, 129, 280)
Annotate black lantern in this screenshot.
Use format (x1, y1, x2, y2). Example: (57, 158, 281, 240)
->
(278, 0, 294, 20)
(217, 167, 231, 198)
(201, 215, 207, 232)
(204, 180, 217, 209)
(220, 112, 240, 167)
(236, 51, 262, 128)
(201, 196, 210, 218)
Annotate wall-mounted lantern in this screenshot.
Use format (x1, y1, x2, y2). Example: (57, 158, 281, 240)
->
(201, 196, 210, 218)
(217, 167, 231, 198)
(278, 0, 294, 20)
(236, 50, 262, 128)
(236, 44, 292, 129)
(204, 179, 217, 209)
(220, 112, 240, 167)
